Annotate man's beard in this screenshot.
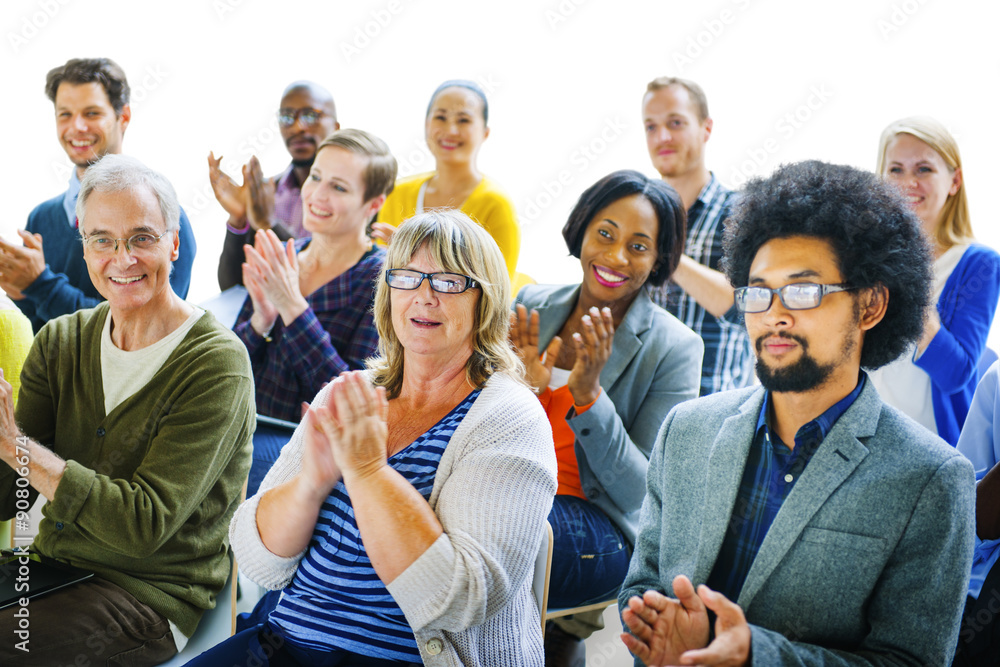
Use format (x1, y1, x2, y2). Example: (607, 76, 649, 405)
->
(755, 332, 840, 393)
(291, 155, 315, 169)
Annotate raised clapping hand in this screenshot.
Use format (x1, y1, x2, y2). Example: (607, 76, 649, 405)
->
(621, 575, 751, 666)
(207, 151, 247, 221)
(0, 230, 47, 299)
(244, 156, 277, 232)
(567, 306, 614, 406)
(0, 369, 21, 466)
(509, 303, 563, 395)
(242, 229, 308, 336)
(309, 371, 389, 484)
(369, 222, 397, 246)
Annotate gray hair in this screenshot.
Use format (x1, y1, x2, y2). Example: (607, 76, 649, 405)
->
(76, 154, 180, 232)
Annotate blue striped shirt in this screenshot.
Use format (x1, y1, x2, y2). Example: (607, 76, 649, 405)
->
(270, 389, 482, 660)
(706, 377, 865, 602)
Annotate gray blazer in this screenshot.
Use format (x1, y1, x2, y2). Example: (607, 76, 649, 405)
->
(620, 380, 976, 665)
(514, 283, 703, 545)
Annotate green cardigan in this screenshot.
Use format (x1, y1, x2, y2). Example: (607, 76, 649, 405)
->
(0, 303, 255, 637)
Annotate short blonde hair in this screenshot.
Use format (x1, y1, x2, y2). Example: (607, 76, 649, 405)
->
(876, 116, 973, 248)
(316, 128, 397, 202)
(644, 76, 710, 122)
(368, 210, 522, 398)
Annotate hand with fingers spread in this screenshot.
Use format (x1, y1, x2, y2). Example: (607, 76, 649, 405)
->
(0, 230, 47, 296)
(242, 229, 309, 332)
(207, 151, 247, 221)
(245, 156, 277, 232)
(621, 575, 711, 666)
(311, 371, 389, 483)
(509, 303, 563, 395)
(567, 306, 614, 406)
(370, 222, 397, 247)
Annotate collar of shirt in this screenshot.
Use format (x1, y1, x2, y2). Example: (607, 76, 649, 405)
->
(274, 162, 301, 197)
(756, 374, 867, 453)
(63, 169, 82, 227)
(688, 171, 723, 218)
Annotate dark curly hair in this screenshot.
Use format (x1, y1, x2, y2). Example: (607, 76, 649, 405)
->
(45, 58, 130, 116)
(722, 160, 932, 370)
(562, 170, 686, 287)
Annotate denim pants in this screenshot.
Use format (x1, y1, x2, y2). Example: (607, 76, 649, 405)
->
(247, 425, 294, 497)
(547, 494, 631, 609)
(183, 620, 421, 667)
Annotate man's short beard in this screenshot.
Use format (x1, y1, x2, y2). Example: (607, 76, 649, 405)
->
(291, 155, 315, 169)
(755, 332, 839, 393)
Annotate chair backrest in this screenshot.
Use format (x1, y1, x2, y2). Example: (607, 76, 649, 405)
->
(532, 521, 554, 635)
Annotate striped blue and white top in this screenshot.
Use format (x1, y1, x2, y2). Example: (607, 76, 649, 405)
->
(269, 389, 482, 661)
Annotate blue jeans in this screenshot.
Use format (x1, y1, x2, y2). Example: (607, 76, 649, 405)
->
(248, 425, 294, 497)
(182, 621, 421, 666)
(547, 495, 631, 609)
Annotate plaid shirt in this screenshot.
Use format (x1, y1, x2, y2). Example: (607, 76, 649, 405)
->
(706, 377, 866, 602)
(273, 164, 306, 238)
(234, 243, 384, 422)
(648, 174, 753, 395)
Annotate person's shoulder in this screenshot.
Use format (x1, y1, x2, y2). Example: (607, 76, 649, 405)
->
(671, 386, 760, 421)
(645, 293, 704, 346)
(27, 192, 70, 226)
(182, 309, 252, 367)
(873, 399, 971, 469)
(514, 282, 576, 308)
(469, 176, 516, 213)
(962, 243, 1000, 268)
(392, 172, 434, 194)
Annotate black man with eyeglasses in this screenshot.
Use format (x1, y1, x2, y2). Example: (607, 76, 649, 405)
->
(211, 81, 339, 290)
(619, 161, 976, 666)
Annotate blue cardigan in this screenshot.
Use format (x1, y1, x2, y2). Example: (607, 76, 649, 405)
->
(917, 244, 1000, 445)
(16, 193, 197, 331)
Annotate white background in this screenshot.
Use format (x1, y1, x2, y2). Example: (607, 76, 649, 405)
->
(2, 0, 998, 343)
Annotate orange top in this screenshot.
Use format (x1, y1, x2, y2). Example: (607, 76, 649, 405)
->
(538, 385, 600, 499)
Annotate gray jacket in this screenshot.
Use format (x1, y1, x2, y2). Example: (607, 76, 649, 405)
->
(620, 379, 976, 665)
(514, 283, 703, 544)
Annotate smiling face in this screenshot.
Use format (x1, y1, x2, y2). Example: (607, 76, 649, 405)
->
(578, 194, 660, 309)
(882, 132, 961, 233)
(425, 87, 489, 166)
(300, 145, 383, 238)
(81, 186, 179, 318)
(54, 82, 130, 171)
(279, 88, 338, 167)
(390, 243, 479, 367)
(642, 84, 711, 180)
(744, 235, 869, 394)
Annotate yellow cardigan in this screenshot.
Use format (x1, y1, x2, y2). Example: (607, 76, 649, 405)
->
(377, 173, 521, 281)
(0, 308, 33, 407)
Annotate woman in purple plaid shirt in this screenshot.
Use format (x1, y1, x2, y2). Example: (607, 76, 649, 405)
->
(232, 129, 397, 493)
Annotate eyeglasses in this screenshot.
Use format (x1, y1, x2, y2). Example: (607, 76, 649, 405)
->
(734, 283, 856, 313)
(385, 269, 479, 294)
(82, 230, 171, 255)
(277, 107, 327, 127)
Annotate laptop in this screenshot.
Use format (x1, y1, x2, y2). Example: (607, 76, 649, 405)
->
(0, 549, 95, 609)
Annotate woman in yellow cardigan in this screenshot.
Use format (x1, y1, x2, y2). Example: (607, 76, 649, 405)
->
(0, 293, 32, 406)
(373, 79, 520, 282)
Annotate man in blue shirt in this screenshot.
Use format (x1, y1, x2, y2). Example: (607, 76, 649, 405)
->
(0, 58, 196, 331)
(620, 161, 976, 666)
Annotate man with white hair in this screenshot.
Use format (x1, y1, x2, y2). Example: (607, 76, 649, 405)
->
(0, 155, 253, 665)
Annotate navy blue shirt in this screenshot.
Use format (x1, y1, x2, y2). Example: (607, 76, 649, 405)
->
(706, 376, 866, 601)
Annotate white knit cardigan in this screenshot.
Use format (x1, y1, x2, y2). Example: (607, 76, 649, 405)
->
(230, 371, 558, 666)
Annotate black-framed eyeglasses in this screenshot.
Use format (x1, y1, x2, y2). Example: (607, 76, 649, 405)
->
(385, 269, 479, 294)
(82, 230, 171, 255)
(734, 283, 856, 314)
(277, 107, 327, 127)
